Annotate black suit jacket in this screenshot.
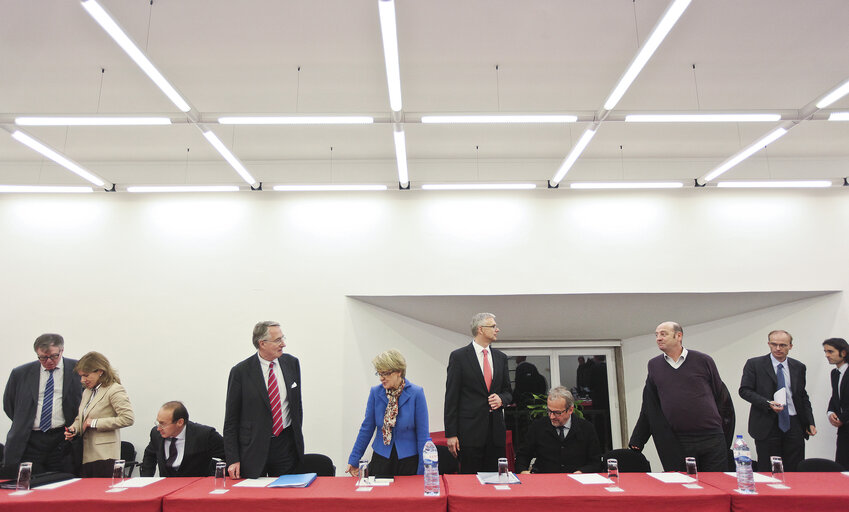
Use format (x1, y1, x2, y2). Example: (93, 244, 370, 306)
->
(2, 358, 82, 467)
(140, 421, 225, 477)
(739, 355, 814, 440)
(829, 367, 849, 437)
(223, 353, 304, 478)
(515, 415, 602, 474)
(444, 343, 512, 447)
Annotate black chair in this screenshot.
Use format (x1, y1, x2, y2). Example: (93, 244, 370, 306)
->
(297, 453, 335, 476)
(796, 457, 845, 472)
(120, 441, 140, 477)
(602, 449, 651, 472)
(436, 445, 459, 474)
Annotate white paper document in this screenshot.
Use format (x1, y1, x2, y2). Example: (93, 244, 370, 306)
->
(113, 477, 165, 488)
(568, 473, 614, 485)
(35, 478, 81, 490)
(233, 477, 276, 488)
(722, 472, 779, 483)
(773, 388, 787, 405)
(647, 472, 696, 484)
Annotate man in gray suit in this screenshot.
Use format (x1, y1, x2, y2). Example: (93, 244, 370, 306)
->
(2, 334, 82, 476)
(739, 330, 816, 471)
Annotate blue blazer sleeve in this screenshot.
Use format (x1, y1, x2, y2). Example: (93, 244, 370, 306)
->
(348, 385, 379, 467)
(412, 385, 429, 475)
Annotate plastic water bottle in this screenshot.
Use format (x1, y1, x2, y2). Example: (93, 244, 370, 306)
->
(732, 434, 756, 494)
(423, 438, 440, 496)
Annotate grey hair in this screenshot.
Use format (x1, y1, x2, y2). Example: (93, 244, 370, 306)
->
(768, 330, 793, 343)
(252, 321, 280, 348)
(547, 386, 574, 409)
(372, 349, 407, 379)
(470, 312, 496, 337)
(34, 333, 64, 352)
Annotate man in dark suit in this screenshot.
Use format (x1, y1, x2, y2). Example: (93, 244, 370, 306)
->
(444, 312, 513, 473)
(140, 401, 224, 477)
(2, 333, 82, 477)
(739, 330, 816, 471)
(823, 337, 849, 469)
(515, 386, 601, 474)
(224, 321, 304, 479)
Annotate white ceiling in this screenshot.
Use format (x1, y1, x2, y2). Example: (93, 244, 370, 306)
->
(3, 0, 849, 189)
(352, 291, 836, 341)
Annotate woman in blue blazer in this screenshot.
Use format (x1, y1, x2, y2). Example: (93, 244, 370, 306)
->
(346, 349, 429, 476)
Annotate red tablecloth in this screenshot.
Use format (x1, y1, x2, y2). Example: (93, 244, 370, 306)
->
(444, 473, 730, 512)
(0, 477, 200, 512)
(163, 475, 446, 512)
(697, 471, 849, 512)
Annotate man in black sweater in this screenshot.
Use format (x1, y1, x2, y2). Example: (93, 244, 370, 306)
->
(629, 321, 735, 472)
(515, 386, 601, 474)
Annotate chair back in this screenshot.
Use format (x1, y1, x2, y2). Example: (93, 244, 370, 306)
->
(796, 457, 845, 472)
(120, 441, 140, 477)
(298, 453, 335, 476)
(602, 448, 651, 472)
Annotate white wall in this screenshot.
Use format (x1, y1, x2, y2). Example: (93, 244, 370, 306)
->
(1, 188, 848, 474)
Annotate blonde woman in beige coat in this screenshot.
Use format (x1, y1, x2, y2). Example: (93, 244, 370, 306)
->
(64, 351, 134, 477)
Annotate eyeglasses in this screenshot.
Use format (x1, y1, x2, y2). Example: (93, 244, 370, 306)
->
(154, 420, 173, 428)
(375, 370, 398, 378)
(768, 342, 790, 349)
(481, 324, 498, 330)
(547, 408, 568, 415)
(262, 335, 287, 345)
(37, 354, 62, 362)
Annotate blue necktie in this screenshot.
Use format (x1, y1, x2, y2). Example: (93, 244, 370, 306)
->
(776, 363, 790, 432)
(40, 369, 55, 432)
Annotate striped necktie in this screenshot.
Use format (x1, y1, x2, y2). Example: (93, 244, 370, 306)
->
(268, 361, 284, 436)
(40, 369, 55, 432)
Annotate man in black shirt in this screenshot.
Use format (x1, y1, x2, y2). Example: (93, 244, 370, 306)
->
(515, 386, 601, 473)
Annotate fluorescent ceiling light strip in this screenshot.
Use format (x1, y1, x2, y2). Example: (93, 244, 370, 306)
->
(421, 114, 578, 124)
(550, 128, 597, 184)
(378, 0, 403, 111)
(393, 129, 409, 187)
(81, 0, 191, 113)
(421, 183, 536, 191)
(16, 116, 171, 126)
(272, 184, 388, 192)
(570, 182, 684, 189)
(716, 181, 832, 189)
(828, 112, 849, 121)
(11, 131, 109, 188)
(702, 127, 788, 182)
(218, 116, 373, 125)
(202, 130, 257, 186)
(816, 78, 849, 109)
(127, 185, 240, 193)
(0, 185, 94, 193)
(625, 113, 780, 123)
(603, 0, 691, 111)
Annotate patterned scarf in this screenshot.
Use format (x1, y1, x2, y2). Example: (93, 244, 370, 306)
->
(381, 379, 406, 445)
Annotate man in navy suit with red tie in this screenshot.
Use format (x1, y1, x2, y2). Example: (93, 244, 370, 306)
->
(444, 313, 513, 473)
(823, 337, 849, 469)
(223, 321, 304, 479)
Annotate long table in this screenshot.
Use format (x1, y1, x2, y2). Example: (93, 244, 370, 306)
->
(444, 473, 730, 512)
(697, 471, 849, 512)
(162, 475, 447, 512)
(0, 477, 201, 512)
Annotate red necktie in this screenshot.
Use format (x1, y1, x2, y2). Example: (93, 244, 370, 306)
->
(482, 349, 492, 392)
(268, 361, 284, 436)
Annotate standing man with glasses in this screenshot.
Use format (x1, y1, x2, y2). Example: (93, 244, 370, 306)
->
(515, 386, 601, 474)
(444, 312, 513, 473)
(2, 333, 82, 477)
(739, 330, 815, 472)
(223, 321, 304, 479)
(141, 401, 224, 477)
